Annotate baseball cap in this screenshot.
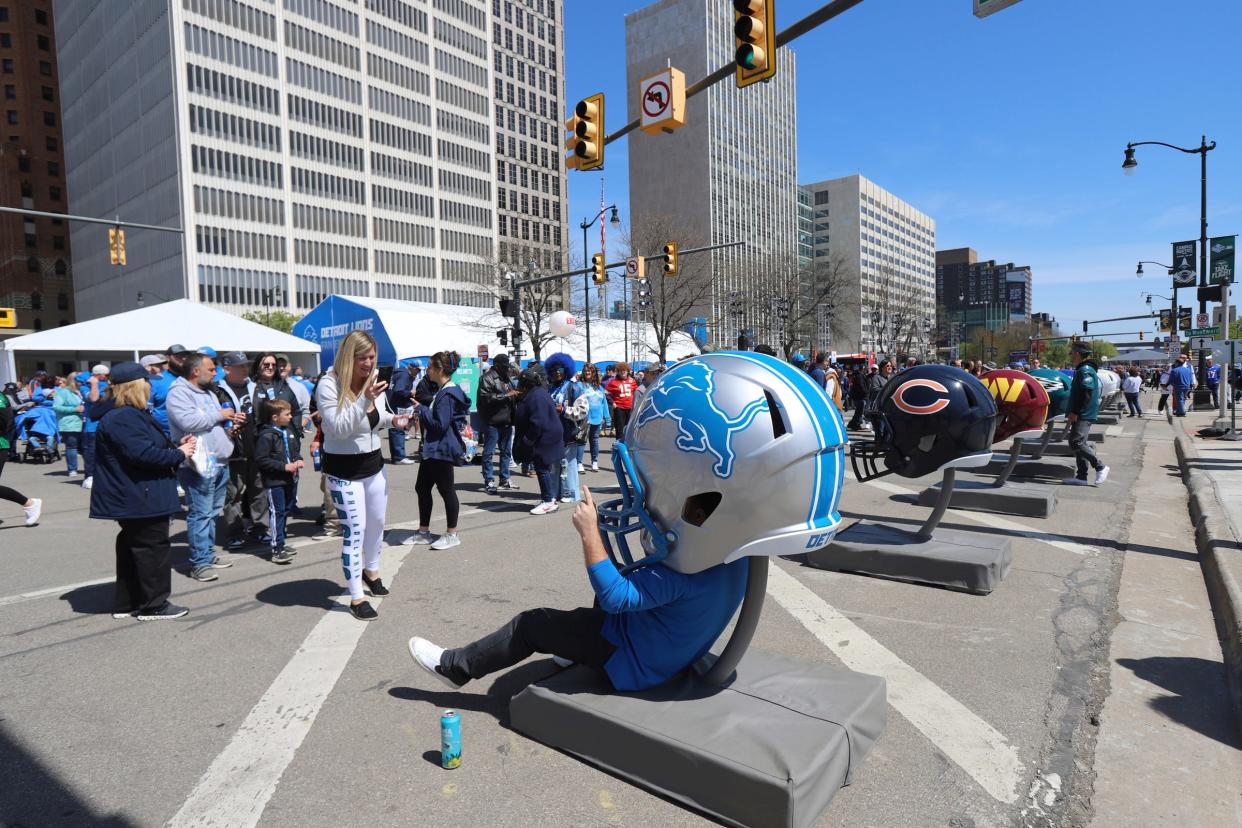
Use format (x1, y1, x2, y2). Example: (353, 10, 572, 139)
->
(109, 362, 148, 384)
(140, 354, 167, 368)
(221, 351, 251, 367)
(91, 363, 110, 376)
(166, 343, 188, 355)
(196, 346, 218, 358)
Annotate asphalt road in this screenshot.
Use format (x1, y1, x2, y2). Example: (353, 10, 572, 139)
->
(0, 413, 1175, 827)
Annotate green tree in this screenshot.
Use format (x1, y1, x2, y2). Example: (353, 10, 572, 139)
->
(242, 310, 301, 334)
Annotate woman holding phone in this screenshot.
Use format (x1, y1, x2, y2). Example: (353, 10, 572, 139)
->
(315, 331, 411, 620)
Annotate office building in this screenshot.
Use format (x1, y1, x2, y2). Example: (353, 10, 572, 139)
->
(0, 0, 73, 336)
(53, 0, 524, 320)
(491, 0, 567, 276)
(797, 184, 812, 270)
(625, 0, 798, 347)
(936, 247, 1033, 334)
(804, 174, 937, 355)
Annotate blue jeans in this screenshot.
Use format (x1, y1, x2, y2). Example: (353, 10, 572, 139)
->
(181, 465, 228, 570)
(388, 427, 406, 462)
(558, 443, 580, 502)
(1173, 388, 1188, 416)
(265, 481, 295, 550)
(587, 424, 603, 464)
(534, 459, 556, 503)
(62, 431, 80, 474)
(81, 430, 96, 478)
(482, 424, 513, 484)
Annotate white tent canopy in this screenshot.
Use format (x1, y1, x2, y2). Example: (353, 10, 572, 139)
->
(297, 295, 701, 366)
(0, 300, 321, 383)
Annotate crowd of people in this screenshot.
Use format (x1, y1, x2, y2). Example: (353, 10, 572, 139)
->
(0, 333, 1180, 621)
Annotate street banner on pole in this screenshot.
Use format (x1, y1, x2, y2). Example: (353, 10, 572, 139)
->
(1210, 235, 1236, 285)
(1158, 308, 1172, 331)
(1179, 306, 1193, 331)
(1172, 240, 1198, 287)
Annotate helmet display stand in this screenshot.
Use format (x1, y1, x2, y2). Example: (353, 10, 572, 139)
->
(915, 428, 1058, 518)
(807, 454, 1013, 594)
(508, 552, 889, 828)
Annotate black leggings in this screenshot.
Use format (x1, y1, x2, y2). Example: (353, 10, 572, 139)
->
(0, 458, 27, 506)
(416, 458, 459, 528)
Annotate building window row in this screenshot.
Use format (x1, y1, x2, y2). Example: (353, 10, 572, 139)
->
(292, 202, 366, 238)
(184, 22, 279, 78)
(193, 185, 285, 225)
(187, 62, 280, 114)
(371, 150, 433, 188)
(377, 281, 436, 303)
(189, 104, 281, 152)
(198, 265, 287, 306)
(291, 166, 365, 203)
(433, 18, 487, 60)
(284, 20, 359, 71)
(290, 129, 363, 171)
(443, 287, 492, 308)
(495, 0, 558, 34)
(434, 0, 486, 32)
(437, 138, 489, 173)
(367, 85, 430, 128)
(434, 48, 488, 89)
(364, 0, 428, 34)
(196, 224, 287, 262)
(288, 93, 362, 137)
(498, 216, 559, 247)
(373, 184, 434, 217)
(295, 238, 367, 271)
(435, 77, 488, 117)
(296, 273, 368, 309)
(436, 107, 488, 145)
(367, 52, 430, 97)
(374, 249, 435, 278)
(365, 18, 428, 65)
(440, 228, 491, 258)
(369, 117, 432, 157)
(191, 144, 283, 189)
(287, 57, 360, 104)
(183, 0, 277, 41)
(442, 260, 490, 285)
(283, 0, 359, 37)
(438, 168, 490, 201)
(439, 198, 491, 230)
(373, 216, 434, 247)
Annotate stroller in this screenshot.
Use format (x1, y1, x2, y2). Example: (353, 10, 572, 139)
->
(17, 404, 60, 464)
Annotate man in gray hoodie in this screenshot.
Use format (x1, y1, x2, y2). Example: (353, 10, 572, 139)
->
(167, 352, 238, 581)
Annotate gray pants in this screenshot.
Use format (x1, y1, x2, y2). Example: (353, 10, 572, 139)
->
(219, 460, 267, 541)
(1067, 419, 1102, 480)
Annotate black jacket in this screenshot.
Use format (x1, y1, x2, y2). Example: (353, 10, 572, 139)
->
(414, 376, 439, 406)
(89, 401, 185, 521)
(252, 379, 301, 435)
(513, 385, 564, 468)
(254, 424, 302, 487)
(387, 368, 415, 410)
(477, 367, 516, 426)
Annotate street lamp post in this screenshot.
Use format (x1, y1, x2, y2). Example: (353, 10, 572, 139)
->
(579, 205, 621, 364)
(1138, 262, 1178, 346)
(1123, 136, 1217, 407)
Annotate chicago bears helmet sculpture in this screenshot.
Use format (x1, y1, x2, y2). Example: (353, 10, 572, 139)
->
(851, 365, 998, 482)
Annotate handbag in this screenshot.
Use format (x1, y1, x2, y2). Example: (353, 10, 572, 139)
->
(189, 432, 215, 476)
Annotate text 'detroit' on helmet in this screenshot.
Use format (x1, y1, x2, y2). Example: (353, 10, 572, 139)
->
(850, 365, 998, 483)
(596, 352, 849, 574)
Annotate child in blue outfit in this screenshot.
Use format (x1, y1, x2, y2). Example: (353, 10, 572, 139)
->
(254, 399, 303, 564)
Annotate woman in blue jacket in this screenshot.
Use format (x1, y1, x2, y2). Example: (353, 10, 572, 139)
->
(90, 363, 197, 621)
(578, 363, 611, 472)
(409, 351, 470, 551)
(513, 367, 564, 515)
(52, 376, 85, 477)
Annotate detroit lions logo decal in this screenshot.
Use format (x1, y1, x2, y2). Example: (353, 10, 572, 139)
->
(634, 361, 769, 478)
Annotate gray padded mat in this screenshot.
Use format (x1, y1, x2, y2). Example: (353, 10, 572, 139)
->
(510, 648, 887, 828)
(806, 520, 1012, 594)
(917, 478, 1056, 518)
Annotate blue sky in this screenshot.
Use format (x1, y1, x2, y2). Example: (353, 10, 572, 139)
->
(563, 0, 1242, 341)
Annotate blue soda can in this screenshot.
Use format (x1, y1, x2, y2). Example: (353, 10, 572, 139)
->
(312, 448, 322, 471)
(440, 710, 461, 769)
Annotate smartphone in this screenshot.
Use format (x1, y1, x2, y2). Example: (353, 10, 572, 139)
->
(376, 365, 394, 385)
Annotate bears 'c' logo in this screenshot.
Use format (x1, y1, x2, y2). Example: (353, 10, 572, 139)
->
(891, 379, 950, 415)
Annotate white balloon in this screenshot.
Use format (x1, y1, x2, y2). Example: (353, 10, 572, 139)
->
(549, 310, 577, 338)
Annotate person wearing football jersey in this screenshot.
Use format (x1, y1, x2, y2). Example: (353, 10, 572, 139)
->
(604, 363, 638, 440)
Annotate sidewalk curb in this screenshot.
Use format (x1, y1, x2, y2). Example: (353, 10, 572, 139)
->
(1172, 423, 1242, 732)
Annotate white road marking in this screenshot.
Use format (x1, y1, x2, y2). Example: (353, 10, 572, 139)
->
(166, 546, 411, 828)
(859, 478, 1097, 557)
(766, 563, 1025, 804)
(0, 576, 113, 607)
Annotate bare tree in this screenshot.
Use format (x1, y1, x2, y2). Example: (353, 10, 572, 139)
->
(464, 249, 568, 361)
(866, 266, 933, 358)
(624, 213, 717, 364)
(745, 253, 858, 358)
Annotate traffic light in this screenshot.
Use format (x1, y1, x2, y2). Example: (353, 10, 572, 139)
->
(499, 298, 516, 317)
(496, 328, 509, 346)
(637, 278, 652, 308)
(734, 0, 777, 89)
(1081, 320, 1088, 334)
(108, 227, 126, 266)
(566, 93, 604, 172)
(661, 241, 678, 277)
(591, 252, 607, 285)
(1139, 330, 1144, 341)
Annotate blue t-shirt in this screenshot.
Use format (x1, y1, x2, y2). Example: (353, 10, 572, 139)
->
(587, 558, 749, 692)
(148, 370, 175, 433)
(83, 379, 109, 433)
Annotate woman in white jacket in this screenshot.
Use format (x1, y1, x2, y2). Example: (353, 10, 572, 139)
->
(316, 331, 410, 620)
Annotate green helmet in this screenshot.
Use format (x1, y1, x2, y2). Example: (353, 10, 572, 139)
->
(1029, 367, 1070, 418)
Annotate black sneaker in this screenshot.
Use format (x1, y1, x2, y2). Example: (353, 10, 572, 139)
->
(362, 571, 389, 596)
(498, 480, 519, 491)
(349, 601, 378, 621)
(484, 482, 498, 495)
(190, 566, 218, 582)
(137, 603, 189, 621)
(271, 548, 294, 565)
(225, 537, 247, 550)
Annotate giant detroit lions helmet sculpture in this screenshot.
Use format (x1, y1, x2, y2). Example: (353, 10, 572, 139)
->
(596, 352, 848, 574)
(851, 365, 998, 482)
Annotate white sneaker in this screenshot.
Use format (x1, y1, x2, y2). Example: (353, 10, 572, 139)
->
(395, 457, 416, 465)
(591, 462, 599, 472)
(529, 502, 559, 515)
(1095, 465, 1110, 485)
(23, 498, 42, 526)
(560, 495, 575, 503)
(577, 463, 585, 474)
(408, 636, 463, 689)
(67, 471, 80, 478)
(402, 530, 435, 545)
(430, 533, 460, 551)
(81, 476, 93, 490)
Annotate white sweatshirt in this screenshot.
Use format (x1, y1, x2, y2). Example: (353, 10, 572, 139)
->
(314, 370, 394, 455)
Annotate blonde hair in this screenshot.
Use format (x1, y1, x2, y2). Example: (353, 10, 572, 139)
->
(333, 330, 378, 401)
(62, 375, 78, 393)
(111, 379, 151, 410)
